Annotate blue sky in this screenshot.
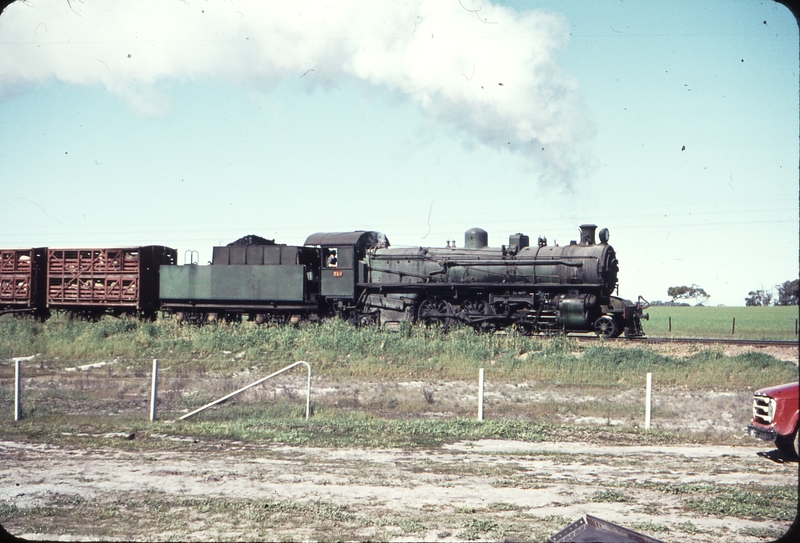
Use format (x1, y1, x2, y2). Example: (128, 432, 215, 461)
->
(0, 0, 797, 307)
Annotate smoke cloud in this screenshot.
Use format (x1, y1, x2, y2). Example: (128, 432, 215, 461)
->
(0, 0, 593, 180)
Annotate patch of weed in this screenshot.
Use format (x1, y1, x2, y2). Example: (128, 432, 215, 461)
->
(683, 485, 796, 521)
(589, 489, 634, 503)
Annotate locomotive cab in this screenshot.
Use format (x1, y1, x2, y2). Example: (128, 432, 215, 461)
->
(303, 231, 389, 317)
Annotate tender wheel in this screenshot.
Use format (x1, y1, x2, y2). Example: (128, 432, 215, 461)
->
(417, 299, 453, 331)
(593, 316, 618, 338)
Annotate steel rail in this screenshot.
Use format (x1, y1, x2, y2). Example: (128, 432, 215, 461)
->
(571, 335, 798, 347)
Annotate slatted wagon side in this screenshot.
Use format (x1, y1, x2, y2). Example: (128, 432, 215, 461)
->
(46, 246, 176, 317)
(0, 248, 47, 316)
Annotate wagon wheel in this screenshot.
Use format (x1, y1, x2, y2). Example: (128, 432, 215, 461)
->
(417, 298, 454, 331)
(593, 315, 618, 338)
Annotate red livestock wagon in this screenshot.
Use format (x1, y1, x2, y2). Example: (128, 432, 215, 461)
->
(46, 246, 176, 318)
(0, 248, 46, 317)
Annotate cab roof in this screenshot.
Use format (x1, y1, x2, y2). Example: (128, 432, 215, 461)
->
(303, 231, 389, 249)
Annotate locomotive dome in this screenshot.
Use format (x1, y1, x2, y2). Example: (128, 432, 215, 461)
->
(464, 227, 488, 249)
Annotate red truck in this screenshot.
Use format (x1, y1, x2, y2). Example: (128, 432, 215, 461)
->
(747, 382, 799, 458)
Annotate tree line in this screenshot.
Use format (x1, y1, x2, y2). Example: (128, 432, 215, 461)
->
(744, 279, 799, 307)
(646, 279, 798, 307)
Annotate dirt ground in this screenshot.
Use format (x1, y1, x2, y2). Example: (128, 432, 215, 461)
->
(0, 436, 796, 542)
(601, 340, 798, 364)
(1, 395, 798, 543)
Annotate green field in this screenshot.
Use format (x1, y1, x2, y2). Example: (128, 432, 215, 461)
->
(643, 306, 799, 340)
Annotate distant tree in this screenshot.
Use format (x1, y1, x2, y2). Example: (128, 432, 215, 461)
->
(745, 290, 772, 307)
(775, 279, 799, 306)
(667, 284, 709, 305)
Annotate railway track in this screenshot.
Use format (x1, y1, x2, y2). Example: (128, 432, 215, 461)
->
(572, 335, 799, 348)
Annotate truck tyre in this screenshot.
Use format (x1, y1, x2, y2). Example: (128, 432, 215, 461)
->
(795, 428, 799, 458)
(775, 427, 799, 459)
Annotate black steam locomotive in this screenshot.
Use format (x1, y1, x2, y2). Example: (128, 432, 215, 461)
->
(1, 224, 648, 337)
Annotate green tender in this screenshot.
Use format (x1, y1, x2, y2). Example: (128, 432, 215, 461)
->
(160, 265, 305, 302)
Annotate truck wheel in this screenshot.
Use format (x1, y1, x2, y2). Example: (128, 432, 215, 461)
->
(796, 428, 799, 458)
(775, 428, 799, 459)
(593, 316, 618, 338)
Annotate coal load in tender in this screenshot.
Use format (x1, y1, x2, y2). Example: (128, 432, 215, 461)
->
(226, 235, 276, 247)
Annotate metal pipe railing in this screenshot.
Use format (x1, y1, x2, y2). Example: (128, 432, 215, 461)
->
(178, 361, 311, 421)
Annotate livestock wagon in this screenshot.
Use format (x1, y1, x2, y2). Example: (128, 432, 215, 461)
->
(46, 246, 176, 318)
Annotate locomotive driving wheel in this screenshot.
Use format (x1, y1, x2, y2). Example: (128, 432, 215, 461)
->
(593, 315, 618, 338)
(417, 298, 454, 331)
(459, 298, 495, 332)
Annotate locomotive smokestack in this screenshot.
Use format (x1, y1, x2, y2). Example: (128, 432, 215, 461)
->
(465, 228, 488, 249)
(579, 224, 597, 245)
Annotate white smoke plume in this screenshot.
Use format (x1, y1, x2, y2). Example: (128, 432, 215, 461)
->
(0, 0, 593, 180)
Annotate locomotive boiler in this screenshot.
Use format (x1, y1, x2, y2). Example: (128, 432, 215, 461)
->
(354, 224, 646, 337)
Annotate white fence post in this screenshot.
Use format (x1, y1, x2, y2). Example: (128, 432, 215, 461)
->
(478, 368, 484, 421)
(645, 372, 652, 430)
(150, 359, 159, 422)
(14, 359, 21, 421)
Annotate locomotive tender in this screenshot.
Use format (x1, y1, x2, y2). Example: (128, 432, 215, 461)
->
(0, 224, 647, 337)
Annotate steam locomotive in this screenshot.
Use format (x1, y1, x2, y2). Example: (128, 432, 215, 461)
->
(0, 224, 648, 337)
